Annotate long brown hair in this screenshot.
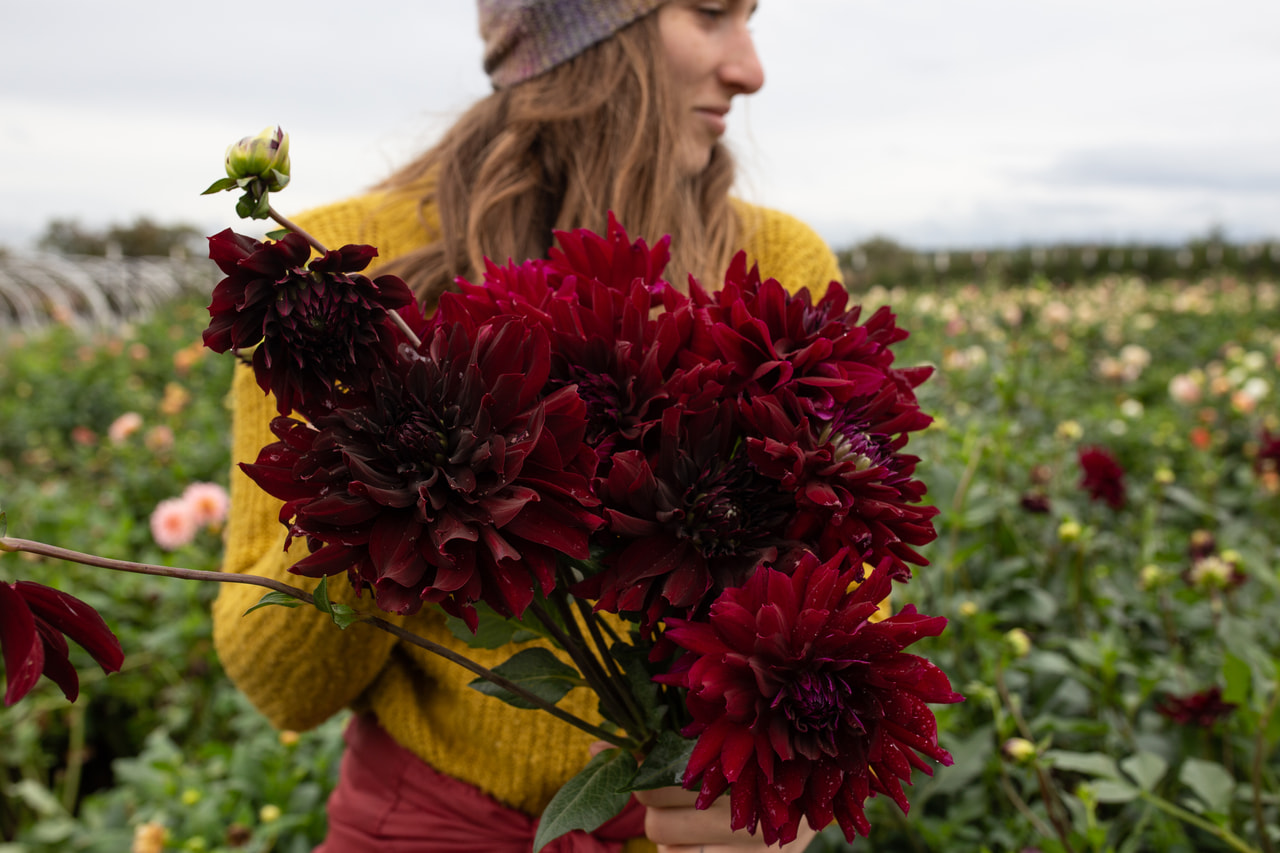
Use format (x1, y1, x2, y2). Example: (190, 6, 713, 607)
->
(375, 11, 740, 307)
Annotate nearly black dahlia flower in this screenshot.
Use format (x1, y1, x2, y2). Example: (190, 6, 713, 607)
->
(241, 316, 602, 627)
(581, 404, 791, 631)
(658, 553, 961, 845)
(203, 229, 415, 418)
(1078, 445, 1126, 509)
(1, 581, 124, 705)
(1156, 686, 1237, 728)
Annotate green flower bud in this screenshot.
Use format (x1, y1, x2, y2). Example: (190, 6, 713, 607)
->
(1004, 627, 1032, 658)
(1002, 737, 1037, 764)
(224, 126, 291, 191)
(1058, 519, 1082, 542)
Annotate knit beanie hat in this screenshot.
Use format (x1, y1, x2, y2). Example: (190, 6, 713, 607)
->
(479, 0, 666, 88)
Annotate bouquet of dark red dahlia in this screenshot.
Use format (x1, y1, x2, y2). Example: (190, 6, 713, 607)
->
(1, 128, 960, 849)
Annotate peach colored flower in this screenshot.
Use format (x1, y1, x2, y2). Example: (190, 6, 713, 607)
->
(182, 482, 230, 528)
(159, 382, 191, 417)
(150, 498, 198, 551)
(145, 425, 175, 453)
(107, 412, 144, 444)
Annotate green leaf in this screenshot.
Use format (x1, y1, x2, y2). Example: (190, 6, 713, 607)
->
(468, 648, 584, 710)
(1120, 751, 1168, 791)
(610, 641, 663, 730)
(630, 730, 696, 791)
(1179, 758, 1234, 815)
(1222, 651, 1252, 705)
(0, 508, 6, 539)
(244, 591, 303, 616)
(310, 576, 363, 629)
(200, 176, 239, 195)
(533, 748, 638, 852)
(1087, 779, 1140, 803)
(1044, 750, 1121, 779)
(445, 603, 541, 650)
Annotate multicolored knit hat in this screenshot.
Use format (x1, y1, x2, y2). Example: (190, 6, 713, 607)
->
(478, 0, 666, 88)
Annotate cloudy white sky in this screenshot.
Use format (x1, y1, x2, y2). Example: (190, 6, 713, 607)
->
(2, 1, 1277, 253)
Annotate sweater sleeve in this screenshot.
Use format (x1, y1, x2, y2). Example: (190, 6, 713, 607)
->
(731, 199, 844, 295)
(210, 192, 427, 731)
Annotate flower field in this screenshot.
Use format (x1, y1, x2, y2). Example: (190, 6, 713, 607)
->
(2, 270, 1278, 852)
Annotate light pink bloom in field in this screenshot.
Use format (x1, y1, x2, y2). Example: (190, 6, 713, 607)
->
(150, 498, 198, 551)
(144, 425, 175, 453)
(182, 482, 230, 528)
(1168, 372, 1203, 406)
(108, 412, 144, 444)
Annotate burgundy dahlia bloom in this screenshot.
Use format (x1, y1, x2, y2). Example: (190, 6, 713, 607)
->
(1078, 446, 1126, 509)
(658, 554, 962, 844)
(741, 392, 937, 580)
(1156, 686, 1236, 728)
(581, 404, 791, 631)
(203, 229, 415, 417)
(686, 255, 930, 418)
(241, 316, 602, 627)
(0, 581, 124, 705)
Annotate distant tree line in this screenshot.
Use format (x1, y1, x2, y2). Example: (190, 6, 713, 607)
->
(35, 217, 203, 259)
(838, 231, 1280, 289)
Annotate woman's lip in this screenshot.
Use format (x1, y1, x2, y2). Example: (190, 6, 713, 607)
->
(696, 108, 728, 135)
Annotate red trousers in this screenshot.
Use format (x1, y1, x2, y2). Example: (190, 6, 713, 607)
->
(314, 714, 647, 852)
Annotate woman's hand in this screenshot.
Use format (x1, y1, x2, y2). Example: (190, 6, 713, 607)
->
(633, 785, 818, 853)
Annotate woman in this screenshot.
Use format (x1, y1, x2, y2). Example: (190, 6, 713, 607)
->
(212, 2, 837, 850)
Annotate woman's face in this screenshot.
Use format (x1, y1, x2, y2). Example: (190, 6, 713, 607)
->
(657, 1, 765, 176)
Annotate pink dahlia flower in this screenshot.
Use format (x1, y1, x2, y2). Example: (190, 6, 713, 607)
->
(182, 481, 230, 528)
(150, 497, 199, 551)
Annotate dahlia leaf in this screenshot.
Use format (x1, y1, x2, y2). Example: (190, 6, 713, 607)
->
(244, 592, 303, 615)
(444, 602, 541, 650)
(532, 747, 637, 853)
(1119, 751, 1168, 792)
(468, 647, 584, 710)
(309, 576, 364, 629)
(629, 729, 696, 791)
(609, 641, 664, 730)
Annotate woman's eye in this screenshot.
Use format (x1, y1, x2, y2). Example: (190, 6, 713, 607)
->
(696, 4, 726, 18)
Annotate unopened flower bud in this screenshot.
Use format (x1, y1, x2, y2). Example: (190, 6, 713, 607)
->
(1003, 737, 1037, 764)
(1153, 467, 1175, 485)
(1058, 519, 1082, 542)
(958, 600, 979, 617)
(181, 788, 201, 805)
(1004, 628, 1032, 658)
(1139, 564, 1163, 589)
(279, 729, 300, 747)
(225, 126, 291, 191)
(259, 804, 282, 824)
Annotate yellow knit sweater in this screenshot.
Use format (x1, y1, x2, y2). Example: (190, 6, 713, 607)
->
(210, 190, 842, 839)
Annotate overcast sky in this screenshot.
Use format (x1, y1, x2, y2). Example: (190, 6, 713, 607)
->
(2, 1, 1277, 253)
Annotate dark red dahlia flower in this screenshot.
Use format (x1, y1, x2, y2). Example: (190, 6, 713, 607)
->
(1078, 446, 1126, 509)
(241, 316, 602, 627)
(742, 392, 937, 580)
(1255, 428, 1280, 476)
(434, 215, 696, 462)
(1156, 686, 1236, 728)
(657, 553, 961, 844)
(686, 255, 928, 418)
(581, 404, 791, 631)
(203, 229, 416, 418)
(1, 581, 124, 705)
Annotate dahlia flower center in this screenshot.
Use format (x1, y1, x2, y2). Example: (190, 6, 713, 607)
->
(678, 455, 783, 557)
(820, 421, 884, 472)
(564, 366, 624, 441)
(386, 410, 450, 470)
(776, 671, 856, 754)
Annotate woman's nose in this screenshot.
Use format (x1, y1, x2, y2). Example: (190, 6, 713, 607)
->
(720, 25, 765, 95)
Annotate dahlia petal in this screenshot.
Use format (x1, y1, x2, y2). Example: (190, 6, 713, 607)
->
(720, 724, 757, 783)
(728, 761, 760, 833)
(684, 719, 731, 784)
(1, 584, 43, 706)
(16, 581, 124, 676)
(33, 622, 80, 702)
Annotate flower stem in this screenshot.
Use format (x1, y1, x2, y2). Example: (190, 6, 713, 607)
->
(266, 205, 327, 255)
(529, 598, 637, 737)
(0, 536, 628, 748)
(1252, 688, 1280, 853)
(1137, 790, 1260, 853)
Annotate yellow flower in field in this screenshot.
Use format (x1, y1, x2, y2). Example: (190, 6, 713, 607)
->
(1002, 737, 1037, 764)
(958, 600, 979, 617)
(1055, 420, 1083, 441)
(259, 804, 282, 823)
(1058, 519, 1083, 542)
(1139, 564, 1164, 589)
(181, 788, 201, 805)
(1153, 467, 1175, 485)
(132, 822, 168, 853)
(279, 729, 300, 747)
